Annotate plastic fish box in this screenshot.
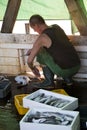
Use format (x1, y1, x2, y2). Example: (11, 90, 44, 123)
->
(23, 89, 78, 111)
(20, 108, 80, 130)
(14, 94, 29, 115)
(0, 80, 11, 98)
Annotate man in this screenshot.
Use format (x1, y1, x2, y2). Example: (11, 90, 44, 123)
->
(27, 14, 80, 88)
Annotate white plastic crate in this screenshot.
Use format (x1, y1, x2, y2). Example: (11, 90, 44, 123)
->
(23, 89, 78, 110)
(20, 108, 80, 130)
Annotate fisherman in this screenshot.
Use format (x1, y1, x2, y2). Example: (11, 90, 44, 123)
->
(27, 14, 80, 88)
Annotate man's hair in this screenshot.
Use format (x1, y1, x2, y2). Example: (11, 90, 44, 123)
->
(29, 14, 45, 26)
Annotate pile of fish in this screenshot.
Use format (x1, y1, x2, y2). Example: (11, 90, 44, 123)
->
(25, 111, 74, 125)
(28, 93, 70, 108)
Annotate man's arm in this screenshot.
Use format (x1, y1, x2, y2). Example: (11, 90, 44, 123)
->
(27, 33, 51, 77)
(27, 33, 51, 65)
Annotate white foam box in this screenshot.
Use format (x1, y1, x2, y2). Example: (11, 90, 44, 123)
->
(23, 89, 78, 110)
(20, 108, 80, 130)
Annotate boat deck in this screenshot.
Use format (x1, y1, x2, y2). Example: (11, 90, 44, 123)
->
(0, 76, 87, 130)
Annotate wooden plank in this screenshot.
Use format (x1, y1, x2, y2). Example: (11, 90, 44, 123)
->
(18, 49, 26, 73)
(0, 57, 19, 65)
(64, 0, 87, 35)
(0, 66, 21, 75)
(0, 43, 33, 49)
(1, 0, 21, 33)
(0, 34, 86, 45)
(2, 43, 87, 51)
(77, 52, 87, 59)
(74, 73, 87, 79)
(0, 48, 18, 57)
(78, 66, 87, 73)
(0, 34, 38, 43)
(25, 23, 30, 34)
(75, 46, 87, 52)
(69, 36, 87, 45)
(80, 59, 87, 66)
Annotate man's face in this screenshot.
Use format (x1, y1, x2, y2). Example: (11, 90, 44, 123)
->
(31, 24, 41, 34)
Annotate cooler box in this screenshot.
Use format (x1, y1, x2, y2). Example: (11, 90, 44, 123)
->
(23, 89, 78, 111)
(0, 80, 11, 98)
(20, 108, 80, 130)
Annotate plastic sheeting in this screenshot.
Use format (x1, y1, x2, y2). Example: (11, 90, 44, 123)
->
(17, 0, 70, 20)
(0, 0, 87, 20)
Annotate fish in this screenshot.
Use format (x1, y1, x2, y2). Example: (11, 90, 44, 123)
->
(25, 111, 74, 126)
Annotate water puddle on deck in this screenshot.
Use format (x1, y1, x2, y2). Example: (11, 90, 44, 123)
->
(0, 107, 20, 130)
(0, 96, 22, 130)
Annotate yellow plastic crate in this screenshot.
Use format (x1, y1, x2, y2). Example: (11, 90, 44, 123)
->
(14, 94, 29, 115)
(52, 89, 68, 95)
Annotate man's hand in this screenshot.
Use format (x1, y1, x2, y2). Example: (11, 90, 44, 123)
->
(27, 62, 41, 78)
(26, 49, 32, 56)
(32, 66, 41, 78)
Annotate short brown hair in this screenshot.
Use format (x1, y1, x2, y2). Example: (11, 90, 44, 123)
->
(29, 14, 45, 26)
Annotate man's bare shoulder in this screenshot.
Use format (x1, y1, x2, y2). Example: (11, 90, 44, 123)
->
(37, 33, 51, 48)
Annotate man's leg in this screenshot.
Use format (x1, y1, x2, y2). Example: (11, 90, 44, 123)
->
(32, 66, 55, 88)
(37, 48, 80, 86)
(30, 48, 55, 88)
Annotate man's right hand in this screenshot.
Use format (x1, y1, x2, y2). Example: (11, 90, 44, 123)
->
(32, 66, 41, 78)
(26, 49, 32, 56)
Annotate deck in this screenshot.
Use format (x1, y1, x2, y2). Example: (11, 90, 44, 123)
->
(0, 75, 87, 130)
